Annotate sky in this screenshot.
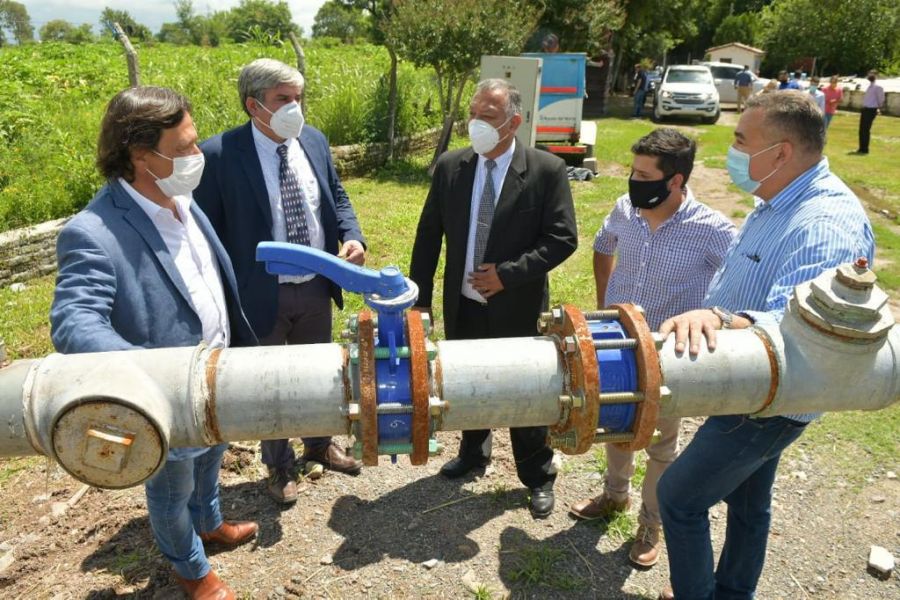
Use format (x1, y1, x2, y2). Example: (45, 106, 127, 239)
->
(21, 1, 329, 37)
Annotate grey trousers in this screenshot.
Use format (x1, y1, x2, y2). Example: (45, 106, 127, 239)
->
(259, 277, 333, 470)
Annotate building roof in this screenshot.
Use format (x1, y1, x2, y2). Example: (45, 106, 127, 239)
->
(706, 42, 765, 55)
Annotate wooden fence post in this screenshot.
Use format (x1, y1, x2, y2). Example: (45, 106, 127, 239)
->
(287, 32, 307, 116)
(111, 22, 140, 88)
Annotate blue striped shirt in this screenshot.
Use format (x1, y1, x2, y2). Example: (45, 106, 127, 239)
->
(704, 157, 875, 422)
(595, 190, 737, 330)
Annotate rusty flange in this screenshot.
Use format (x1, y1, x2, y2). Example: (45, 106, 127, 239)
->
(405, 310, 430, 465)
(544, 305, 601, 455)
(611, 304, 660, 451)
(357, 311, 379, 466)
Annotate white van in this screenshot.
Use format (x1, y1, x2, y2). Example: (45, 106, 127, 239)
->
(700, 62, 769, 103)
(652, 65, 720, 124)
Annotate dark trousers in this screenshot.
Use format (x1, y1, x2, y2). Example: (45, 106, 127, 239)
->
(858, 107, 878, 153)
(450, 296, 556, 490)
(259, 277, 333, 470)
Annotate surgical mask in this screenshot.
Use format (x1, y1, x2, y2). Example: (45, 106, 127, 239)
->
(256, 100, 304, 139)
(726, 143, 782, 195)
(468, 116, 512, 155)
(148, 151, 205, 197)
(628, 172, 674, 210)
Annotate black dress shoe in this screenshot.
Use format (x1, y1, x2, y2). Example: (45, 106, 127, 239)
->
(439, 456, 490, 479)
(529, 488, 555, 519)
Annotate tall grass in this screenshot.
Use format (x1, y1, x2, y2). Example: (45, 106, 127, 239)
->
(0, 40, 441, 232)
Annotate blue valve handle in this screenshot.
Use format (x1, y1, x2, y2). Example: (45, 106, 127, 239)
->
(257, 242, 409, 298)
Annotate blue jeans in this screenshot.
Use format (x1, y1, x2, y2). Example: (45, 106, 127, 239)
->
(634, 89, 647, 117)
(657, 415, 807, 600)
(823, 113, 834, 129)
(144, 444, 227, 579)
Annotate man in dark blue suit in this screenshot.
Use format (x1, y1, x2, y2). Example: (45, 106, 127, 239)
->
(195, 58, 366, 505)
(51, 86, 258, 600)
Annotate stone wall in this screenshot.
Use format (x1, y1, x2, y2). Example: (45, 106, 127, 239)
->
(0, 126, 443, 288)
(839, 90, 899, 117)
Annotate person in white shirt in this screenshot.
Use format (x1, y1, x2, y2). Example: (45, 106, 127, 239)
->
(856, 69, 886, 154)
(808, 76, 826, 113)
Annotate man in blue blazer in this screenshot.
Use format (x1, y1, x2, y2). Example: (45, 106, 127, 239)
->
(51, 86, 259, 600)
(195, 58, 366, 505)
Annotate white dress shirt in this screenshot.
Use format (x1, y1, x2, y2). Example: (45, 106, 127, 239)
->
(462, 139, 516, 303)
(862, 82, 885, 108)
(120, 178, 230, 348)
(252, 122, 324, 284)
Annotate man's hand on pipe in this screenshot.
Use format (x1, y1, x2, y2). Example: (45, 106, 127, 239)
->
(658, 309, 723, 356)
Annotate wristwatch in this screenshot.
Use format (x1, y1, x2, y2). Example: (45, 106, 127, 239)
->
(711, 306, 735, 329)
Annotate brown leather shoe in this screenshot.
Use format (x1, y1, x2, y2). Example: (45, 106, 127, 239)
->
(302, 442, 362, 475)
(569, 493, 631, 520)
(175, 569, 234, 600)
(658, 584, 674, 600)
(199, 521, 258, 547)
(629, 523, 661, 567)
(266, 467, 298, 504)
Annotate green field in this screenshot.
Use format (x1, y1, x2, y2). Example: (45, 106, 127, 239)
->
(0, 40, 442, 231)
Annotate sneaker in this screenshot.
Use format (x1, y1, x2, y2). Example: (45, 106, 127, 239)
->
(569, 493, 631, 520)
(266, 467, 298, 505)
(629, 523, 661, 567)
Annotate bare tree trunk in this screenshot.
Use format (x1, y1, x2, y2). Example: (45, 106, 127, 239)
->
(287, 32, 308, 116)
(386, 46, 399, 161)
(112, 22, 140, 87)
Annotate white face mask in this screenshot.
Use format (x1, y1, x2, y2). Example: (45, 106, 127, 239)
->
(256, 99, 304, 140)
(468, 116, 512, 155)
(148, 151, 205, 198)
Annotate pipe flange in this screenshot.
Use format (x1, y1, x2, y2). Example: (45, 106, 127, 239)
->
(546, 304, 600, 455)
(611, 304, 660, 451)
(357, 311, 379, 466)
(405, 310, 430, 465)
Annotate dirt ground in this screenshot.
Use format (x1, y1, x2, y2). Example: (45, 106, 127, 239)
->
(1, 108, 898, 599)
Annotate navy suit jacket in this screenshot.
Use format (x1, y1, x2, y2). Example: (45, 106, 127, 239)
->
(50, 179, 257, 355)
(194, 122, 365, 338)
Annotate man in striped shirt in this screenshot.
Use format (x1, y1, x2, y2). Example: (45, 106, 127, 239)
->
(569, 128, 735, 570)
(656, 91, 875, 600)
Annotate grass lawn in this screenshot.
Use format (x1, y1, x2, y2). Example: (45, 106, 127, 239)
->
(2, 111, 899, 472)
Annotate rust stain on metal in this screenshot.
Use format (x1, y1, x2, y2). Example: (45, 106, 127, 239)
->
(405, 311, 430, 465)
(204, 348, 224, 444)
(357, 312, 379, 466)
(546, 305, 600, 455)
(612, 304, 660, 452)
(752, 329, 780, 414)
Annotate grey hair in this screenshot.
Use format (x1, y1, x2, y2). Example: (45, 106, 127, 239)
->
(474, 78, 522, 118)
(238, 58, 305, 116)
(745, 90, 825, 155)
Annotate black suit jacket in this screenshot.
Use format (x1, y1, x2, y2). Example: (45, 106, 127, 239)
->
(409, 144, 577, 339)
(194, 122, 365, 338)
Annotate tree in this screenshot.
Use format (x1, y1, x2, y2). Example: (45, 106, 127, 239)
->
(312, 0, 371, 43)
(0, 0, 34, 45)
(388, 0, 542, 162)
(158, 0, 226, 46)
(761, 0, 899, 75)
(711, 12, 761, 47)
(226, 0, 299, 43)
(39, 19, 94, 44)
(100, 7, 152, 41)
(530, 0, 624, 56)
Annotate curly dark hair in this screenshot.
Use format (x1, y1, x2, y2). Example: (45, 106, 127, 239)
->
(96, 86, 192, 181)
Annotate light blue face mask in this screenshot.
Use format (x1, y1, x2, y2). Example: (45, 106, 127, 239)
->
(726, 142, 783, 194)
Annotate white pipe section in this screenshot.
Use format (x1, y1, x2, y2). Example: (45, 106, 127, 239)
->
(437, 337, 564, 430)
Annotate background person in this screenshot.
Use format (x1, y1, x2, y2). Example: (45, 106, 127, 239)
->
(655, 91, 874, 600)
(855, 69, 885, 155)
(51, 86, 259, 600)
(808, 76, 826, 112)
(409, 79, 577, 519)
(195, 58, 367, 505)
(570, 128, 735, 569)
(823, 75, 843, 129)
(734, 65, 754, 113)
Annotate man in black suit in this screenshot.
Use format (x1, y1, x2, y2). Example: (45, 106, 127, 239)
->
(195, 58, 365, 505)
(409, 79, 578, 518)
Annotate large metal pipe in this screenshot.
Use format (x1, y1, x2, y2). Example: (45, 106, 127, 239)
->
(0, 262, 897, 489)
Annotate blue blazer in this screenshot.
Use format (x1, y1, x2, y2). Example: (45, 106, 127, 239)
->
(194, 122, 365, 338)
(50, 179, 257, 355)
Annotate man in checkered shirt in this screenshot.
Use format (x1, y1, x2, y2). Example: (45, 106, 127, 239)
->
(570, 128, 736, 569)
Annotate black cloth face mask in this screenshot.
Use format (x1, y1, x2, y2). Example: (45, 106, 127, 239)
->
(628, 172, 675, 209)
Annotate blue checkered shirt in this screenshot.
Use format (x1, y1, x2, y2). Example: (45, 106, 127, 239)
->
(594, 190, 737, 331)
(704, 158, 875, 422)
